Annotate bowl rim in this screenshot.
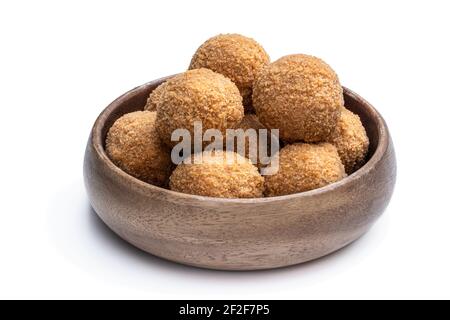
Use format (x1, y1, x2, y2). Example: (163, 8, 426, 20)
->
(90, 76, 389, 204)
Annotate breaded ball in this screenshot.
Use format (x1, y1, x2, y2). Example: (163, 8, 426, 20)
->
(189, 34, 270, 111)
(253, 54, 344, 142)
(169, 150, 264, 198)
(156, 68, 244, 147)
(228, 114, 272, 168)
(144, 81, 167, 111)
(264, 143, 346, 197)
(106, 111, 173, 186)
(327, 108, 369, 174)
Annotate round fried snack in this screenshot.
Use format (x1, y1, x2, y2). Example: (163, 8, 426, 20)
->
(189, 34, 270, 111)
(156, 68, 244, 147)
(253, 54, 344, 142)
(169, 150, 264, 198)
(264, 143, 346, 196)
(106, 111, 173, 186)
(327, 108, 369, 174)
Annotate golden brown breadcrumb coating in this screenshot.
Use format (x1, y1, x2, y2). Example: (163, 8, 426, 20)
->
(106, 111, 173, 186)
(235, 113, 266, 131)
(327, 108, 369, 174)
(144, 81, 167, 111)
(229, 114, 271, 168)
(264, 143, 346, 197)
(189, 34, 270, 112)
(253, 54, 344, 142)
(169, 150, 264, 198)
(156, 68, 244, 147)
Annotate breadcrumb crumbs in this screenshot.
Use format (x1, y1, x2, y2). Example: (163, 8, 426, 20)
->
(264, 143, 346, 196)
(106, 111, 173, 186)
(144, 81, 167, 111)
(190, 34, 270, 112)
(327, 108, 369, 174)
(156, 68, 244, 147)
(253, 54, 344, 143)
(170, 151, 264, 198)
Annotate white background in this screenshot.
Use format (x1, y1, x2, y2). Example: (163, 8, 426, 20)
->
(1, 0, 449, 299)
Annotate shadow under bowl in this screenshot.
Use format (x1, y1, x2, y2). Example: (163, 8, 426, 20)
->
(83, 77, 397, 270)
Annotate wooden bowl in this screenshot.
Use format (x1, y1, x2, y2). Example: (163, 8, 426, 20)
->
(84, 76, 397, 271)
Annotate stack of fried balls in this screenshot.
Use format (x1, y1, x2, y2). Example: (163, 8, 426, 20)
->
(106, 34, 369, 198)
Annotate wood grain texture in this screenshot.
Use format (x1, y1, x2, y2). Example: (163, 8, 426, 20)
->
(83, 77, 397, 270)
